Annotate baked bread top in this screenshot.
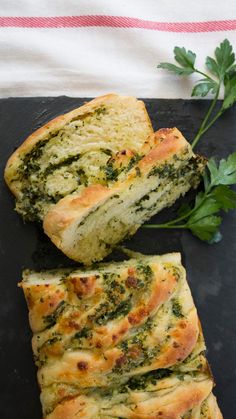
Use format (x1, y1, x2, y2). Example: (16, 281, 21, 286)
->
(19, 252, 222, 418)
(4, 94, 153, 221)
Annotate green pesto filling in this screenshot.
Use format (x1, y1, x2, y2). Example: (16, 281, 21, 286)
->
(122, 368, 172, 390)
(96, 299, 132, 325)
(172, 299, 184, 318)
(43, 301, 67, 329)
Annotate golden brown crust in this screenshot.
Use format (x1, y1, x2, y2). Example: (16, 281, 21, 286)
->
(46, 396, 98, 419)
(19, 282, 67, 333)
(128, 380, 212, 418)
(20, 254, 222, 418)
(139, 128, 187, 170)
(46, 395, 98, 419)
(152, 309, 199, 369)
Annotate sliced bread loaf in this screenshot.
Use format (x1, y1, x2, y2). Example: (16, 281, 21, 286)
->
(5, 95, 205, 264)
(5, 94, 153, 221)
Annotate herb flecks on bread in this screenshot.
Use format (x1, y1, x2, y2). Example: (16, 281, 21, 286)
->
(19, 253, 222, 418)
(5, 94, 205, 264)
(43, 128, 205, 265)
(5, 94, 153, 221)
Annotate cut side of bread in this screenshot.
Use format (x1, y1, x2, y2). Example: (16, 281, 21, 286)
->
(5, 94, 205, 265)
(44, 128, 205, 265)
(19, 252, 222, 418)
(5, 94, 153, 221)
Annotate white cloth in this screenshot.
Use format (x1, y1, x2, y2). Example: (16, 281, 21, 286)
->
(0, 0, 236, 98)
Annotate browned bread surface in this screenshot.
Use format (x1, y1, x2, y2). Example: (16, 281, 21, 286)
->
(19, 253, 222, 418)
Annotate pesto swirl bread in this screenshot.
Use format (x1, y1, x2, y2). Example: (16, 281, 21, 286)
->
(5, 94, 205, 264)
(19, 252, 222, 418)
(43, 128, 205, 264)
(4, 94, 153, 221)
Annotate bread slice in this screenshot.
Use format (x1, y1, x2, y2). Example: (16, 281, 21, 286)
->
(4, 94, 153, 221)
(4, 94, 205, 265)
(19, 252, 222, 418)
(43, 128, 205, 264)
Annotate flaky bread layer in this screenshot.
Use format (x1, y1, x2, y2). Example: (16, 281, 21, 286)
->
(43, 128, 205, 264)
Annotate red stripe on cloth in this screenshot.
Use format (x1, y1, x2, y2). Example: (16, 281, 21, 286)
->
(0, 16, 236, 32)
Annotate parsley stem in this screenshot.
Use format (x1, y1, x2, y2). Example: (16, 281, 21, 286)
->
(198, 107, 224, 135)
(194, 69, 214, 81)
(143, 224, 187, 229)
(192, 84, 221, 149)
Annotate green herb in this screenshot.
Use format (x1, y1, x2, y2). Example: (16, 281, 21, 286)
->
(136, 263, 153, 280)
(44, 154, 81, 176)
(41, 336, 62, 349)
(123, 368, 172, 390)
(94, 106, 107, 116)
(108, 280, 126, 298)
(43, 301, 66, 328)
(125, 154, 143, 172)
(148, 163, 176, 178)
(96, 299, 132, 325)
(158, 39, 236, 149)
(172, 299, 184, 318)
(21, 139, 48, 174)
(73, 327, 91, 340)
(100, 148, 113, 156)
(144, 153, 236, 243)
(103, 163, 119, 181)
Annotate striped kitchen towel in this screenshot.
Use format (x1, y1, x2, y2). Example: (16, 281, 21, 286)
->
(0, 0, 236, 98)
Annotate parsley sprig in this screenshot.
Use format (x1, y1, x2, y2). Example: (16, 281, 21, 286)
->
(144, 153, 236, 243)
(158, 39, 236, 149)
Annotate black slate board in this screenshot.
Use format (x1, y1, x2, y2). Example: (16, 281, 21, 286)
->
(0, 97, 235, 419)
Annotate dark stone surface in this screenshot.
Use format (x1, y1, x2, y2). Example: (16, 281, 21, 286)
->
(0, 97, 235, 418)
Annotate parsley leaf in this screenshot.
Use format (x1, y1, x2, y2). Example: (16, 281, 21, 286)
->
(211, 185, 236, 211)
(208, 153, 236, 185)
(214, 39, 235, 79)
(205, 56, 220, 78)
(188, 215, 222, 242)
(157, 47, 196, 75)
(157, 62, 194, 76)
(174, 47, 196, 69)
(157, 39, 236, 149)
(177, 203, 192, 217)
(191, 78, 218, 97)
(188, 197, 220, 223)
(223, 72, 236, 110)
